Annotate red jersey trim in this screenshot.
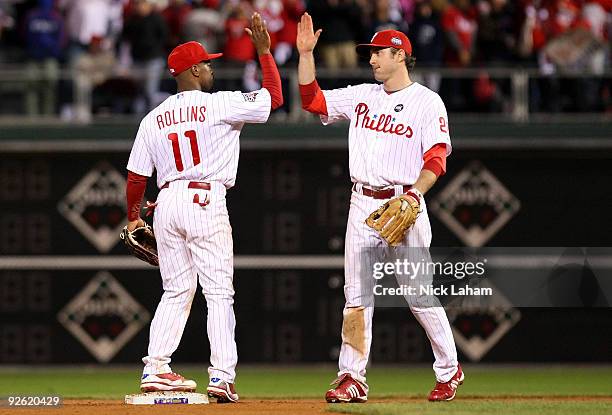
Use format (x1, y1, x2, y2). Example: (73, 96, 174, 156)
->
(259, 53, 283, 110)
(423, 143, 447, 177)
(299, 80, 328, 116)
(126, 171, 147, 221)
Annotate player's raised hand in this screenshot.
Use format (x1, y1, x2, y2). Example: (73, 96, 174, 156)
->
(297, 12, 322, 54)
(245, 12, 271, 55)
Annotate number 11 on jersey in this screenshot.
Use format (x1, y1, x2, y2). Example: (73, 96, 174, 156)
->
(167, 130, 201, 172)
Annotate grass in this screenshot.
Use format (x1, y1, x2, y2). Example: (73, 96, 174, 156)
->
(0, 365, 611, 401)
(328, 401, 612, 415)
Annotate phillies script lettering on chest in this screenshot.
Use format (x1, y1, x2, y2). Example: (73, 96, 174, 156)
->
(156, 106, 207, 130)
(354, 103, 413, 138)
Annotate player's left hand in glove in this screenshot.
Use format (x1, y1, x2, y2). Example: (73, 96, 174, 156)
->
(365, 190, 421, 247)
(120, 221, 159, 266)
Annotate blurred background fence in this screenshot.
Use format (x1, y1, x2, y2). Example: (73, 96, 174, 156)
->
(0, 67, 611, 123)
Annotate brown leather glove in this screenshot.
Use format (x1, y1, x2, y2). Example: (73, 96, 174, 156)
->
(365, 192, 421, 246)
(120, 224, 159, 266)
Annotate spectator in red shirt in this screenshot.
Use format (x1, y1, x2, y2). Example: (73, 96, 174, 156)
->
(254, 0, 285, 52)
(224, 2, 260, 91)
(441, 0, 477, 67)
(439, 0, 477, 110)
(518, 0, 590, 111)
(224, 2, 256, 63)
(275, 0, 306, 65)
(162, 0, 192, 50)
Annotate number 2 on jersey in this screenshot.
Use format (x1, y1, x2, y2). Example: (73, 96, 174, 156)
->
(439, 117, 448, 133)
(167, 130, 201, 171)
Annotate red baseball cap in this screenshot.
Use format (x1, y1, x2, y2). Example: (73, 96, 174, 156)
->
(356, 30, 412, 57)
(167, 41, 223, 77)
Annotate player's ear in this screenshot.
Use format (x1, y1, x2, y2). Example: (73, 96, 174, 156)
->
(190, 64, 200, 77)
(397, 49, 405, 63)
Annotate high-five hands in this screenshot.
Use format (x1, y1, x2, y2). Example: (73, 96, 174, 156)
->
(297, 12, 322, 54)
(245, 12, 271, 55)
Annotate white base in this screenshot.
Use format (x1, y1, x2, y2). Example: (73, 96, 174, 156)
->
(125, 391, 209, 405)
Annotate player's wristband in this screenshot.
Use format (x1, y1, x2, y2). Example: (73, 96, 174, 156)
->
(405, 188, 423, 203)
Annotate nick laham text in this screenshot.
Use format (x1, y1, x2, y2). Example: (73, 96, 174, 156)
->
(374, 284, 493, 296)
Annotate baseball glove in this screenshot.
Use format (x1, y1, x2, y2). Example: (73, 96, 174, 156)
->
(365, 193, 420, 246)
(120, 224, 159, 266)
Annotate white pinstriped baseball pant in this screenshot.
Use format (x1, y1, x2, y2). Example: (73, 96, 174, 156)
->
(142, 180, 237, 383)
(339, 187, 458, 384)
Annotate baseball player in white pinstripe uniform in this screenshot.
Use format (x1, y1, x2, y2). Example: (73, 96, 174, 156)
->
(297, 13, 464, 402)
(124, 13, 283, 403)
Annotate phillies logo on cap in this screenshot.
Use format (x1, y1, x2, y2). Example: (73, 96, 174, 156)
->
(358, 30, 413, 57)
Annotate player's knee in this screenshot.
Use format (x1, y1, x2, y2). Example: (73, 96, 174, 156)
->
(407, 293, 438, 310)
(202, 287, 235, 301)
(344, 290, 375, 308)
(164, 283, 197, 301)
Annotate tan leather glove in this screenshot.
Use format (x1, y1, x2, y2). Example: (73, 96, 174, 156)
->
(365, 191, 421, 246)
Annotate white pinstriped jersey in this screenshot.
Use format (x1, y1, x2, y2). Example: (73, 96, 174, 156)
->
(332, 83, 459, 385)
(127, 88, 271, 188)
(321, 82, 452, 187)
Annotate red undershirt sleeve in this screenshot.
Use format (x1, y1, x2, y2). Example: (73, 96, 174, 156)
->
(423, 143, 448, 177)
(299, 80, 328, 116)
(126, 171, 147, 221)
(259, 53, 283, 110)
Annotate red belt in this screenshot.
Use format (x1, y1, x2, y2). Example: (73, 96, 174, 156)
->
(160, 181, 211, 190)
(354, 184, 412, 199)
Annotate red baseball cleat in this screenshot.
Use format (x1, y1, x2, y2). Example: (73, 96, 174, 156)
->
(428, 364, 465, 401)
(207, 378, 239, 403)
(325, 373, 368, 403)
(140, 372, 197, 392)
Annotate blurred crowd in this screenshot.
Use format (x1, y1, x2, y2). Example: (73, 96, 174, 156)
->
(0, 0, 610, 117)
